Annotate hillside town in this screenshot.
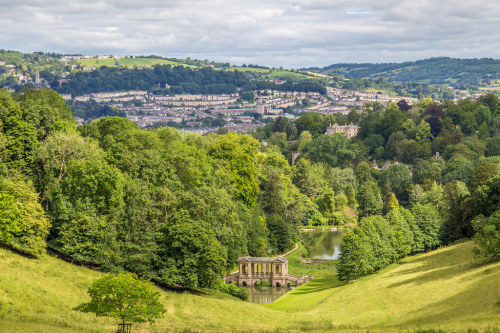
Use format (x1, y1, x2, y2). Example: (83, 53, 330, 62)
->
(0, 54, 491, 136)
(64, 88, 407, 133)
(63, 84, 490, 135)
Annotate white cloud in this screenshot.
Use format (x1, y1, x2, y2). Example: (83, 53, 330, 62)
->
(0, 0, 498, 67)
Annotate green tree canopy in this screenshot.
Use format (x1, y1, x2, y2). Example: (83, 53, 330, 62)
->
(0, 175, 50, 256)
(472, 211, 500, 263)
(74, 272, 165, 331)
(156, 210, 227, 288)
(16, 88, 74, 140)
(294, 112, 327, 137)
(303, 134, 357, 168)
(208, 133, 260, 206)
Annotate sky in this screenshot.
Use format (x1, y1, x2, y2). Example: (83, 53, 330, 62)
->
(1, 0, 499, 68)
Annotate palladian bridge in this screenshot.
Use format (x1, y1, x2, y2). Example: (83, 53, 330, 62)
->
(223, 256, 311, 287)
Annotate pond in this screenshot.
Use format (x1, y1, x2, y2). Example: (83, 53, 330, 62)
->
(246, 285, 295, 304)
(302, 229, 345, 259)
(245, 229, 344, 304)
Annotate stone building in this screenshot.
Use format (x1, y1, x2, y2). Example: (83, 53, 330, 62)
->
(224, 257, 311, 287)
(325, 123, 359, 138)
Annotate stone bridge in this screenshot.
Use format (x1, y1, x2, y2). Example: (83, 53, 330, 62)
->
(223, 256, 312, 287)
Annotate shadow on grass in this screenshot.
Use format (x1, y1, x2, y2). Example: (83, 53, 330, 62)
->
(386, 242, 481, 288)
(402, 264, 500, 326)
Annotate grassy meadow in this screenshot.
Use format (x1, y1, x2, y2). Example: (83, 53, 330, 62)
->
(266, 70, 323, 80)
(1, 241, 499, 332)
(226, 66, 272, 73)
(226, 67, 326, 81)
(479, 85, 500, 92)
(77, 58, 197, 68)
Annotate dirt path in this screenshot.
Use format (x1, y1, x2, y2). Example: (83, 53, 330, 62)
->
(279, 243, 299, 257)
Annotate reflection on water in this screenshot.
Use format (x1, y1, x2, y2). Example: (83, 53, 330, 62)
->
(302, 229, 345, 259)
(246, 285, 294, 304)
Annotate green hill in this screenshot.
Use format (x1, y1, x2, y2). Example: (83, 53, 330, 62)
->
(1, 241, 499, 332)
(76, 57, 198, 69)
(312, 57, 500, 86)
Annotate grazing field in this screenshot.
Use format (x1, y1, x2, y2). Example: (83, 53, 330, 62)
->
(266, 70, 321, 80)
(226, 66, 272, 73)
(225, 67, 324, 81)
(1, 241, 499, 332)
(77, 58, 197, 68)
(479, 85, 500, 92)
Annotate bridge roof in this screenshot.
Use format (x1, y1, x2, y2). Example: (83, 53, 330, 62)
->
(238, 256, 287, 263)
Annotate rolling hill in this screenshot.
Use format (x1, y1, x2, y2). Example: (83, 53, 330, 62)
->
(311, 57, 500, 86)
(0, 241, 499, 332)
(76, 57, 198, 69)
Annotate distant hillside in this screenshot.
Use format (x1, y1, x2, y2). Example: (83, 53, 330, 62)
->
(311, 57, 500, 86)
(1, 241, 499, 332)
(76, 57, 198, 69)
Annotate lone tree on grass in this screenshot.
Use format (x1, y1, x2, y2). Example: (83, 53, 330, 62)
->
(74, 272, 165, 333)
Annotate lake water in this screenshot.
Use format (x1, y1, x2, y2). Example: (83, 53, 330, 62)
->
(245, 229, 344, 303)
(302, 229, 345, 259)
(246, 285, 294, 304)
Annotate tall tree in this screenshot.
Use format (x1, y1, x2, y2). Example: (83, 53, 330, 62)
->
(208, 133, 260, 206)
(16, 88, 74, 140)
(422, 103, 445, 137)
(0, 175, 50, 256)
(0, 89, 37, 174)
(304, 134, 357, 168)
(156, 210, 227, 288)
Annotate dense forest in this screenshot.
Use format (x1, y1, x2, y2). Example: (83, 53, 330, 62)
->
(0, 87, 498, 288)
(53, 65, 326, 97)
(312, 57, 500, 86)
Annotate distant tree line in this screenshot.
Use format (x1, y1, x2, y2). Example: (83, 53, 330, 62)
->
(241, 80, 326, 95)
(340, 77, 455, 100)
(54, 65, 326, 98)
(70, 99, 126, 120)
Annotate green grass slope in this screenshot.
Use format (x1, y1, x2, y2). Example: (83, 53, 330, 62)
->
(77, 58, 197, 68)
(1, 241, 499, 332)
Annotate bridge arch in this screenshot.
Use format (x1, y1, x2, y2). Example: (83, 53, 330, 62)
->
(253, 280, 271, 286)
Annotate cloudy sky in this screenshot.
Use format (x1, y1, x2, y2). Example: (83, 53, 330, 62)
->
(1, 0, 499, 68)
